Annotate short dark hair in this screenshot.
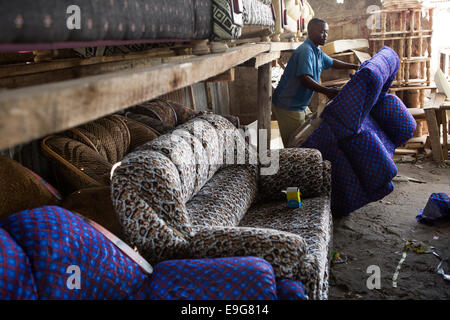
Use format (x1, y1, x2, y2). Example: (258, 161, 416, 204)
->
(307, 18, 327, 33)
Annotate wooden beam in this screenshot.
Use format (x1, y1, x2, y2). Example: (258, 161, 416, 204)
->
(205, 68, 235, 82)
(424, 93, 447, 163)
(0, 48, 175, 78)
(257, 62, 272, 157)
(241, 51, 281, 69)
(0, 55, 192, 89)
(0, 43, 271, 150)
(269, 42, 302, 52)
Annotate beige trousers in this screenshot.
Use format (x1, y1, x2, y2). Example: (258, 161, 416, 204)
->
(272, 105, 313, 147)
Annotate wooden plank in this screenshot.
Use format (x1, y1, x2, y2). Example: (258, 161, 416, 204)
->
(395, 148, 418, 155)
(257, 62, 272, 156)
(351, 50, 372, 64)
(425, 108, 444, 163)
(241, 51, 281, 69)
(0, 43, 271, 150)
(408, 108, 425, 119)
(440, 109, 448, 160)
(0, 48, 175, 78)
(205, 68, 235, 82)
(269, 42, 302, 52)
(0, 55, 193, 89)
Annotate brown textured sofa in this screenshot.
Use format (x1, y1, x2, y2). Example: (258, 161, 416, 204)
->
(111, 113, 332, 300)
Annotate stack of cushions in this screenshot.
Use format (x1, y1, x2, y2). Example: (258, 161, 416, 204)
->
(301, 46, 416, 216)
(0, 206, 307, 300)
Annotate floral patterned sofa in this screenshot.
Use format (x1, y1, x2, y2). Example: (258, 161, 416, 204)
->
(111, 112, 332, 300)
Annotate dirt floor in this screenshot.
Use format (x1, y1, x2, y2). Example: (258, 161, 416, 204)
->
(329, 159, 450, 300)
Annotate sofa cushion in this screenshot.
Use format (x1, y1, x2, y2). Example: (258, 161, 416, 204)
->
(132, 257, 278, 300)
(176, 119, 222, 183)
(0, 227, 38, 300)
(197, 113, 257, 168)
(0, 155, 61, 220)
(340, 118, 398, 193)
(187, 165, 257, 227)
(135, 133, 199, 204)
(258, 148, 325, 202)
(189, 225, 320, 299)
(370, 94, 417, 147)
(240, 197, 332, 300)
(0, 206, 150, 300)
(321, 46, 399, 140)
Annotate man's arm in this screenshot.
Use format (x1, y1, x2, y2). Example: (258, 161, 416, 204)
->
(300, 74, 340, 100)
(332, 59, 360, 70)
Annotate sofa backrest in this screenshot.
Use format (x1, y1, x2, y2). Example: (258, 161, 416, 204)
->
(111, 113, 250, 261)
(112, 113, 249, 226)
(320, 46, 400, 140)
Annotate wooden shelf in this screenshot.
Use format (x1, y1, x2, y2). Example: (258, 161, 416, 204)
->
(0, 42, 298, 151)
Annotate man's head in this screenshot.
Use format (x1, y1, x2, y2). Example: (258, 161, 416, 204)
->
(307, 18, 328, 47)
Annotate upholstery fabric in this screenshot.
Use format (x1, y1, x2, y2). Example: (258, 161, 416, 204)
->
(276, 279, 307, 300)
(301, 47, 416, 217)
(41, 114, 132, 194)
(213, 0, 243, 40)
(187, 165, 257, 227)
(132, 257, 278, 300)
(189, 225, 319, 299)
(242, 0, 275, 26)
(0, 155, 61, 220)
(257, 148, 330, 202)
(0, 206, 150, 300)
(240, 197, 332, 300)
(0, 0, 212, 45)
(0, 227, 38, 300)
(112, 114, 332, 299)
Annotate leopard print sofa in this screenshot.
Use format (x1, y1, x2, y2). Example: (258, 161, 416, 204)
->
(111, 113, 332, 300)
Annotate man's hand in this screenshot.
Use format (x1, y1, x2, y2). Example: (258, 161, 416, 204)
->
(332, 59, 360, 71)
(325, 87, 340, 100)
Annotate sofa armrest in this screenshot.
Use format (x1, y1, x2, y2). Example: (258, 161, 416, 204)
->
(189, 225, 320, 299)
(258, 148, 329, 201)
(131, 256, 279, 300)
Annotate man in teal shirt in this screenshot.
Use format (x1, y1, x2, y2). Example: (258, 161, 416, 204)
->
(273, 18, 360, 146)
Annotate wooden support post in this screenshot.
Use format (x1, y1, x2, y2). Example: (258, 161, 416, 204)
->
(398, 36, 405, 84)
(188, 85, 197, 111)
(441, 109, 448, 160)
(257, 62, 272, 156)
(425, 108, 444, 163)
(424, 93, 447, 163)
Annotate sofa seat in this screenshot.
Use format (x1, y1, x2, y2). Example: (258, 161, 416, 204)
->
(239, 198, 332, 300)
(187, 165, 258, 227)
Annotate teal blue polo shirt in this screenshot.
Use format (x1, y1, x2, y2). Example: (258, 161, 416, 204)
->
(273, 37, 334, 111)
